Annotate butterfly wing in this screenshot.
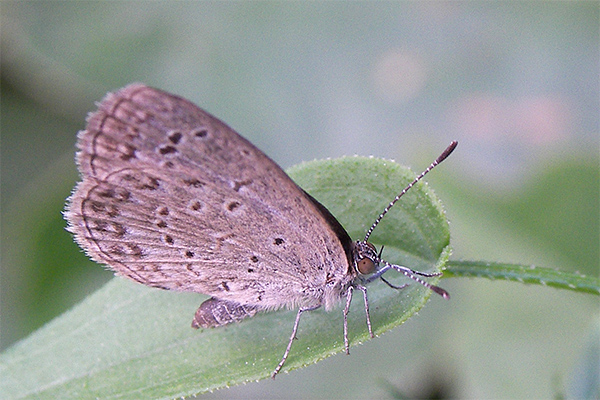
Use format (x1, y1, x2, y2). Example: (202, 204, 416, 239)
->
(66, 84, 353, 311)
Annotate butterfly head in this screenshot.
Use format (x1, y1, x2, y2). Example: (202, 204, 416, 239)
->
(351, 239, 449, 299)
(348, 142, 457, 296)
(353, 241, 379, 275)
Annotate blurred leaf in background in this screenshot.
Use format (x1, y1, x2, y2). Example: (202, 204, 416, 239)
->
(1, 1, 598, 398)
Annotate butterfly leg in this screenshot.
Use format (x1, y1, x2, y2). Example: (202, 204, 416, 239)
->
(191, 298, 258, 328)
(363, 263, 449, 299)
(362, 264, 392, 284)
(343, 285, 374, 357)
(380, 275, 409, 290)
(272, 305, 320, 378)
(343, 286, 353, 354)
(384, 264, 450, 299)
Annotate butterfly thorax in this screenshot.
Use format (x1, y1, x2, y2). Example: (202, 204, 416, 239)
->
(319, 267, 356, 311)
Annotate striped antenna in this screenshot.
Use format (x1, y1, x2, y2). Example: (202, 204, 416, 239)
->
(363, 140, 458, 242)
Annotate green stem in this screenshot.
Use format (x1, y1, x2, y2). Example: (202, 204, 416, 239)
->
(444, 260, 600, 295)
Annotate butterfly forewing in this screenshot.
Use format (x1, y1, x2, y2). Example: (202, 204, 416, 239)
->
(67, 84, 352, 310)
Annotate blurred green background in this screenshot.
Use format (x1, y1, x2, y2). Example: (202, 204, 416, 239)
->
(1, 2, 598, 398)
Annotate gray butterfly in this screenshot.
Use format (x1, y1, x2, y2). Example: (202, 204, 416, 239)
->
(65, 84, 455, 377)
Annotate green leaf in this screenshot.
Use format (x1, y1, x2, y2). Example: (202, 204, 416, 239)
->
(0, 157, 450, 399)
(444, 260, 600, 295)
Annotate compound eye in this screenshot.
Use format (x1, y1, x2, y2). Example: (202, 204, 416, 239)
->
(357, 257, 375, 275)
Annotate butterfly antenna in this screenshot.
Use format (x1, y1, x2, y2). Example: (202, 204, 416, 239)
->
(364, 141, 458, 242)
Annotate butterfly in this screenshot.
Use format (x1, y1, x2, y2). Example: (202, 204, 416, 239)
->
(65, 84, 455, 377)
